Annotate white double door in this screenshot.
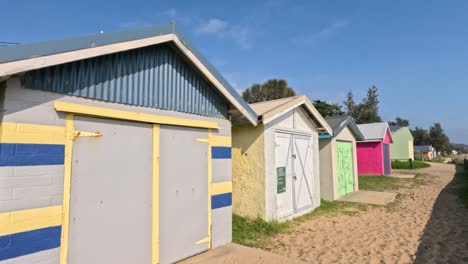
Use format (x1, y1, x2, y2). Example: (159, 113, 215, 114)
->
(275, 132, 315, 219)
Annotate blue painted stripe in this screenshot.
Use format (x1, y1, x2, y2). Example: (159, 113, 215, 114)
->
(0, 143, 64, 166)
(211, 193, 232, 209)
(0, 226, 61, 261)
(212, 147, 231, 159)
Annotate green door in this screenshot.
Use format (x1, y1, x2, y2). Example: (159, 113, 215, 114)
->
(336, 141, 354, 196)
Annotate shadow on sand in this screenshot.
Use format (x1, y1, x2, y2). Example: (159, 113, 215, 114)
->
(414, 165, 468, 263)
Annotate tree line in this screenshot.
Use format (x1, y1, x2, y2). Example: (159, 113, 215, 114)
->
(242, 78, 453, 152)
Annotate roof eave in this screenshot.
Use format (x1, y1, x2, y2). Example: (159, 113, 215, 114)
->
(0, 31, 258, 125)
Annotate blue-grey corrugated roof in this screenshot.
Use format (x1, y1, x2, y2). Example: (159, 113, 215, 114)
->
(324, 115, 364, 140)
(0, 23, 258, 121)
(414, 145, 433, 152)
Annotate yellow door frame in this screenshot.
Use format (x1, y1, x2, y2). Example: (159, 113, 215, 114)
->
(56, 101, 219, 264)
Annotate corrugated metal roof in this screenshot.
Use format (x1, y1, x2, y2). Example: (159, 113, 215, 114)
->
(414, 145, 433, 152)
(23, 44, 229, 118)
(357, 122, 390, 141)
(324, 115, 364, 140)
(0, 23, 258, 122)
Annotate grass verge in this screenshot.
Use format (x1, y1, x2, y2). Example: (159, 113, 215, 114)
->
(392, 160, 430, 169)
(359, 173, 432, 192)
(233, 200, 369, 248)
(455, 168, 468, 208)
(232, 214, 290, 248)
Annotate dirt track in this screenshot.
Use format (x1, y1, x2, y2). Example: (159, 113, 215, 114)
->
(270, 163, 468, 263)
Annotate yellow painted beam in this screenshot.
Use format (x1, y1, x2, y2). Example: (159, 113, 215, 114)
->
(209, 135, 231, 147)
(0, 206, 62, 236)
(196, 135, 231, 146)
(54, 101, 219, 129)
(207, 129, 212, 249)
(152, 125, 160, 264)
(212, 182, 232, 195)
(0, 122, 65, 144)
(60, 114, 74, 264)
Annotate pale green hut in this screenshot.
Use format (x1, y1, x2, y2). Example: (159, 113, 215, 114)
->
(390, 126, 414, 160)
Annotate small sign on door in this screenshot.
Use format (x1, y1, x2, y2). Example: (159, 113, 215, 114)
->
(277, 167, 286, 193)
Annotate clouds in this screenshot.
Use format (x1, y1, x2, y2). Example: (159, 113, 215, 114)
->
(195, 18, 252, 49)
(196, 18, 228, 34)
(292, 19, 348, 45)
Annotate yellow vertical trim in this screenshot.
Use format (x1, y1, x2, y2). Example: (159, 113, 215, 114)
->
(60, 114, 74, 264)
(152, 125, 160, 264)
(207, 129, 212, 249)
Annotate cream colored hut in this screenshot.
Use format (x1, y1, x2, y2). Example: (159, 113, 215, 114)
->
(231, 96, 332, 221)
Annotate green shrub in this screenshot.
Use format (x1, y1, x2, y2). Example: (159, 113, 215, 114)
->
(391, 160, 430, 169)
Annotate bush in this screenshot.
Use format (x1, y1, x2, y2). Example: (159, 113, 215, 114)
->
(465, 158, 468, 170)
(392, 160, 430, 169)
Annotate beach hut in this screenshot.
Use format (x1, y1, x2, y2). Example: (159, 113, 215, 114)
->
(0, 24, 258, 264)
(414, 145, 437, 160)
(318, 116, 364, 200)
(389, 126, 414, 161)
(356, 122, 393, 176)
(231, 96, 332, 221)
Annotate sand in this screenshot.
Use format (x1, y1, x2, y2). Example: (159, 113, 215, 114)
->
(270, 163, 468, 263)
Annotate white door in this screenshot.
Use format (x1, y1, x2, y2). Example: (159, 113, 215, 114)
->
(275, 133, 294, 218)
(293, 135, 315, 211)
(275, 132, 315, 219)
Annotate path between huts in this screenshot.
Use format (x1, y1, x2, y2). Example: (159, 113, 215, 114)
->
(269, 163, 468, 263)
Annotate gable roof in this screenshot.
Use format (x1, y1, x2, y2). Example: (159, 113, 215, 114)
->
(357, 122, 393, 142)
(414, 145, 433, 152)
(249, 96, 332, 134)
(0, 24, 257, 125)
(324, 115, 364, 140)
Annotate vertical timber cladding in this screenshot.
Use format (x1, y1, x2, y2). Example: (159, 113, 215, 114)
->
(336, 141, 354, 196)
(67, 116, 153, 264)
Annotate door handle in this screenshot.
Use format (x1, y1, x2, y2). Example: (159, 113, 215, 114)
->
(293, 176, 297, 180)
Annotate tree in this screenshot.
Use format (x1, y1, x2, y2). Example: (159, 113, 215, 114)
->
(429, 123, 449, 151)
(412, 126, 431, 145)
(313, 100, 344, 117)
(343, 90, 356, 117)
(389, 117, 410, 127)
(344, 86, 382, 124)
(242, 79, 296, 103)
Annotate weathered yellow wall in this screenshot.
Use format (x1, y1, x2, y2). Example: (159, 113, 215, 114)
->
(232, 123, 266, 219)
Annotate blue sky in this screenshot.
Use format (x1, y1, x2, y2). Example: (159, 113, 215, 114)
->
(2, 0, 468, 143)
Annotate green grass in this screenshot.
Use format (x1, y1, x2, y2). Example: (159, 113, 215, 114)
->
(232, 214, 290, 248)
(358, 175, 403, 191)
(359, 173, 431, 191)
(296, 200, 369, 220)
(232, 200, 369, 248)
(455, 168, 468, 208)
(391, 160, 431, 169)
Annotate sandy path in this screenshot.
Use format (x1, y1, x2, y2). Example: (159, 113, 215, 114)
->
(270, 163, 468, 263)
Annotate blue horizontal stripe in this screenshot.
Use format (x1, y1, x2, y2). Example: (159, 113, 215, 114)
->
(0, 143, 64, 166)
(0, 226, 61, 261)
(212, 147, 231, 159)
(211, 193, 232, 209)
